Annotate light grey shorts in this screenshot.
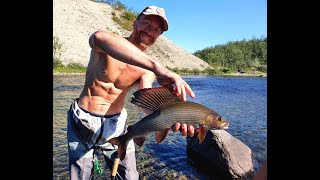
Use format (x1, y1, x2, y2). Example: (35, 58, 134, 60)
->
(67, 99, 138, 180)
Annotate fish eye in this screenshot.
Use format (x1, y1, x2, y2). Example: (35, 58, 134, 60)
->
(218, 117, 222, 121)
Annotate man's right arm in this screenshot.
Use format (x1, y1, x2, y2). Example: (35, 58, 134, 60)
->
(89, 30, 158, 73)
(89, 30, 195, 101)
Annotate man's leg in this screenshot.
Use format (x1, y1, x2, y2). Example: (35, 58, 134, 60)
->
(67, 109, 94, 180)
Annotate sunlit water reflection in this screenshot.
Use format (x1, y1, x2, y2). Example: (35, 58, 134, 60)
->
(53, 75, 267, 179)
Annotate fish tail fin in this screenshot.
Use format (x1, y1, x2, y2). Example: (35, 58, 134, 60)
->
(108, 135, 129, 160)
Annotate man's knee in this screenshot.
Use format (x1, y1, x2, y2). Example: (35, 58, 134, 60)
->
(120, 151, 139, 180)
(69, 157, 94, 180)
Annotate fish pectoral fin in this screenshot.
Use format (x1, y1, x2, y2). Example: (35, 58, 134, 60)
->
(108, 137, 120, 145)
(196, 126, 207, 144)
(155, 129, 170, 144)
(133, 137, 147, 147)
(118, 141, 128, 161)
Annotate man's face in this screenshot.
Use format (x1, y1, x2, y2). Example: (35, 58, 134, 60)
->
(132, 15, 164, 48)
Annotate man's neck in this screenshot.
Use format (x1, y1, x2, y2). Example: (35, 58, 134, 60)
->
(126, 35, 147, 52)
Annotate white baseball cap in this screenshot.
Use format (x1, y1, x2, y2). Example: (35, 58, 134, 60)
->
(139, 5, 169, 31)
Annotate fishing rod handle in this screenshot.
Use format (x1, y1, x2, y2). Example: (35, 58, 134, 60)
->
(111, 158, 120, 179)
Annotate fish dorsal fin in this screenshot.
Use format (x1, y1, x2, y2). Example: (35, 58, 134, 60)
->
(131, 87, 182, 111)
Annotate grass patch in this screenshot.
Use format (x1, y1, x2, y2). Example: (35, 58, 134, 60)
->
(165, 66, 225, 75)
(53, 35, 86, 73)
(53, 62, 86, 73)
(110, 4, 138, 31)
(53, 36, 65, 59)
(111, 10, 137, 31)
(53, 67, 86, 73)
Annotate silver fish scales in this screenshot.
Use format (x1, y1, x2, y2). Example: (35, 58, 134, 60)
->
(109, 87, 229, 160)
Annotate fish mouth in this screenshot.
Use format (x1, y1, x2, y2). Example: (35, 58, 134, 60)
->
(221, 122, 229, 129)
(210, 122, 229, 130)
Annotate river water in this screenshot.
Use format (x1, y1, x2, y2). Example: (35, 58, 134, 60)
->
(53, 75, 267, 179)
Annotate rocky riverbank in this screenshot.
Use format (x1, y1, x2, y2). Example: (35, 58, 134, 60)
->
(53, 72, 267, 77)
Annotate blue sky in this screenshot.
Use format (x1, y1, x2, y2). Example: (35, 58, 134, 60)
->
(119, 0, 267, 53)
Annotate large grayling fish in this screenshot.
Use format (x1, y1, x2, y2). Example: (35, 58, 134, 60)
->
(108, 87, 229, 160)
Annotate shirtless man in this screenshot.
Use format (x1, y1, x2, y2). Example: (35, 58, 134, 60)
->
(67, 6, 195, 180)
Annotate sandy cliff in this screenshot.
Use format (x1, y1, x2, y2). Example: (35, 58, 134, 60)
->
(53, 0, 209, 70)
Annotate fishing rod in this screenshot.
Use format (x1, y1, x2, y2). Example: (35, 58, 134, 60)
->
(111, 157, 120, 180)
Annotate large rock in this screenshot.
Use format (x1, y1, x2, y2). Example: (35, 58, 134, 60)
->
(187, 130, 254, 179)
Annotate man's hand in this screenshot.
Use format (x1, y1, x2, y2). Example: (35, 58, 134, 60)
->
(157, 75, 195, 102)
(155, 123, 195, 143)
(171, 122, 195, 137)
(154, 63, 195, 101)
